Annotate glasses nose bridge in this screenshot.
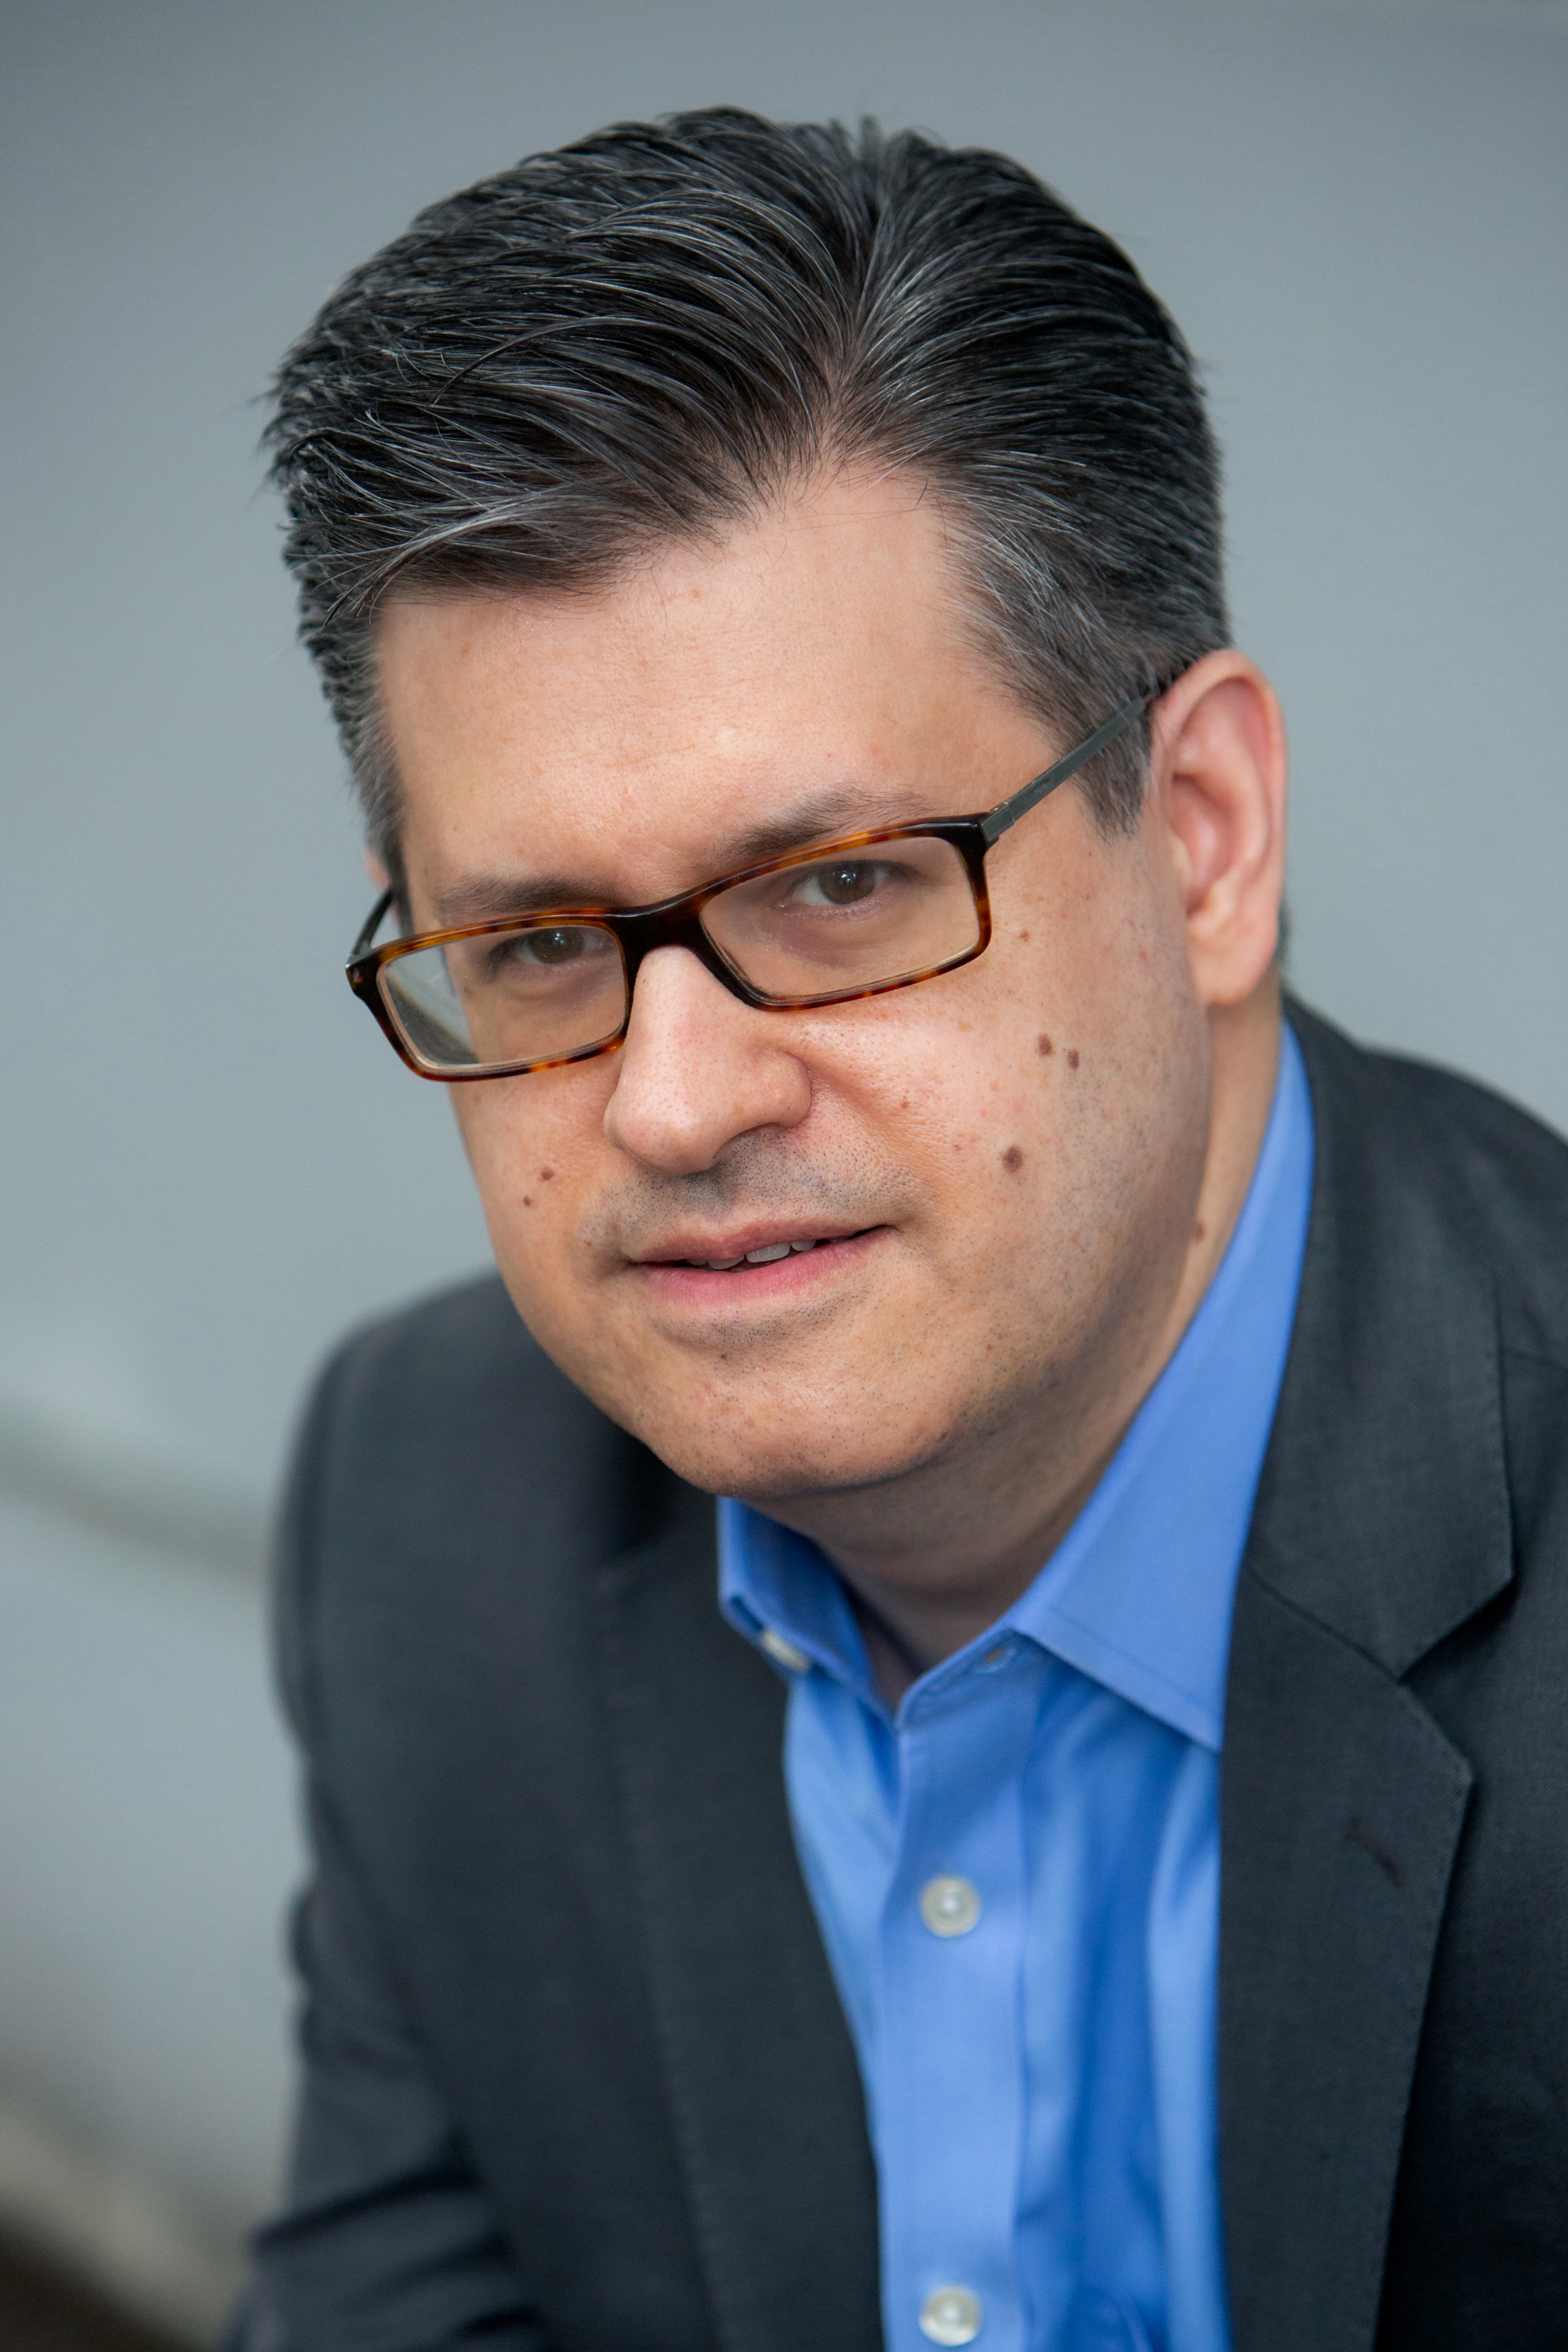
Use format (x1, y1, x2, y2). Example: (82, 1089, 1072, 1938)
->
(615, 898, 755, 1013)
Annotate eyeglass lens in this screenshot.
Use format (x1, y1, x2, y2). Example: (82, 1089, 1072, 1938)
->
(378, 836, 983, 1075)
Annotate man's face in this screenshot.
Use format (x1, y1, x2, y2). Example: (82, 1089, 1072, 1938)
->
(377, 473, 1212, 1508)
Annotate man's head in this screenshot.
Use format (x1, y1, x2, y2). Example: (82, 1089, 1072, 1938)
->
(269, 109, 1229, 888)
(270, 112, 1286, 1599)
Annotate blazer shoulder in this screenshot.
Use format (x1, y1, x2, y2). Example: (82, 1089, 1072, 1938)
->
(314, 1267, 559, 1409)
(277, 1273, 685, 1731)
(1290, 999, 1568, 1368)
(301, 1269, 638, 1491)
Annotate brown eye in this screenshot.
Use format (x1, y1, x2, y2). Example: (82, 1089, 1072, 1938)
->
(795, 860, 885, 907)
(521, 926, 587, 964)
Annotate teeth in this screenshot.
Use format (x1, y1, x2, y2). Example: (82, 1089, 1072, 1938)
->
(687, 1237, 827, 1270)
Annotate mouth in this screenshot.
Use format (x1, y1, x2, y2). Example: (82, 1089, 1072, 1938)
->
(631, 1224, 885, 1280)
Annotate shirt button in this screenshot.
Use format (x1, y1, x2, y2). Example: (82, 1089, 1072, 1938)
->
(759, 1627, 810, 1674)
(919, 1874, 982, 1938)
(920, 2285, 983, 2344)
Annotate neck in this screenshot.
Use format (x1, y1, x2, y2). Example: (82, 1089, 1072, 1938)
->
(760, 983, 1284, 1705)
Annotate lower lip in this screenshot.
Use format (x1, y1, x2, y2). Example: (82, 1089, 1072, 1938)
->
(632, 1227, 889, 1310)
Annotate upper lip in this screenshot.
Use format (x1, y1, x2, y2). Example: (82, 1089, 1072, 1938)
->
(632, 1221, 877, 1266)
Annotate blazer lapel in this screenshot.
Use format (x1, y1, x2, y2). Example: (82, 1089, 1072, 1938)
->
(1220, 1007, 1514, 2352)
(595, 1487, 882, 2352)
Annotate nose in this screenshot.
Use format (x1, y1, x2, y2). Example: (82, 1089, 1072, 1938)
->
(601, 945, 813, 1175)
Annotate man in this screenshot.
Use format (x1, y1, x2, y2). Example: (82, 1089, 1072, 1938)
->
(234, 110, 1568, 2352)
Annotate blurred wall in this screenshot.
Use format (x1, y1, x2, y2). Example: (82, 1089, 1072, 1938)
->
(2, 0, 1564, 2337)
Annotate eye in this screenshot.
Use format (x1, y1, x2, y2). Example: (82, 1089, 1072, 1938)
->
(791, 859, 889, 908)
(518, 926, 588, 966)
(470, 924, 616, 987)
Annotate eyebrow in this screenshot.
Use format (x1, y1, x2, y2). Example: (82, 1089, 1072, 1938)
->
(430, 786, 938, 925)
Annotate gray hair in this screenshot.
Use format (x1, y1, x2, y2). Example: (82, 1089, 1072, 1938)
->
(266, 108, 1228, 883)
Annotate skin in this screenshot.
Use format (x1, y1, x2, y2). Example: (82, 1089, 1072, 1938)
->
(376, 468, 1288, 1700)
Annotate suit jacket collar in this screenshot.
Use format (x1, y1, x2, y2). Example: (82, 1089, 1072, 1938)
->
(595, 1480, 881, 2352)
(1248, 1001, 1512, 1673)
(1219, 1001, 1512, 2352)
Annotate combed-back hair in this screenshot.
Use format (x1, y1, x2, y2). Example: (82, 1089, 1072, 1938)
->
(267, 107, 1228, 875)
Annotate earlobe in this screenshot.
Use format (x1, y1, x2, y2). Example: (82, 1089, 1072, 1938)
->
(1154, 653, 1288, 1009)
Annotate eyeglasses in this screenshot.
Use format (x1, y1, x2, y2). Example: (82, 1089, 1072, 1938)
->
(346, 691, 1147, 1083)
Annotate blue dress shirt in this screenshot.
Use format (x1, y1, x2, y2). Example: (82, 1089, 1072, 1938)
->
(720, 1024, 1314, 2352)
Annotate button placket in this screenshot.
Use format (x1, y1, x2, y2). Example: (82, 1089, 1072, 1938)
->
(876, 1663, 1040, 2352)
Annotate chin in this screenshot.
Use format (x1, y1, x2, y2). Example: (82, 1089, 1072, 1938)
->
(518, 1283, 976, 1502)
(621, 1382, 957, 1507)
(657, 1438, 894, 1505)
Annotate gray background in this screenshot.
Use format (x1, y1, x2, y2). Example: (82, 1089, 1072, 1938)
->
(1, 0, 1564, 2338)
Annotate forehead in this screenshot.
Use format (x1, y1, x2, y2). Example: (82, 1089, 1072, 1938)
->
(374, 471, 1048, 904)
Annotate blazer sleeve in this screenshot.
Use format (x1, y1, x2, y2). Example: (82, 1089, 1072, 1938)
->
(224, 1345, 549, 2352)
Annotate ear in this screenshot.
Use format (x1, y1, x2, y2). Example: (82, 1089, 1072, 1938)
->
(366, 850, 390, 889)
(1149, 651, 1288, 1009)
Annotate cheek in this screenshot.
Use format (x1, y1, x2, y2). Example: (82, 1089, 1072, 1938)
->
(820, 1005, 1074, 1252)
(449, 1073, 608, 1282)
(907, 923, 1190, 1242)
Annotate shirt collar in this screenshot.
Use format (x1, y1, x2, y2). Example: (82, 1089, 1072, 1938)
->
(721, 1022, 1315, 1751)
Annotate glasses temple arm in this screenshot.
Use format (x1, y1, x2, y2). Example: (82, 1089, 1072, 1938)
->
(350, 889, 397, 960)
(977, 693, 1149, 850)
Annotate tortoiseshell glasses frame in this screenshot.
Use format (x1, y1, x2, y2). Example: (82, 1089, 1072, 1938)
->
(346, 690, 1149, 1082)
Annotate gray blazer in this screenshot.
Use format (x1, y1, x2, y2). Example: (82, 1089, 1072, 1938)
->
(233, 1003, 1568, 2351)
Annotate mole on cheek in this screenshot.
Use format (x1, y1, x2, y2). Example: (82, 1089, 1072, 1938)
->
(522, 1196, 534, 1208)
(540, 1168, 555, 1181)
(1067, 1049, 1080, 1071)
(1002, 1145, 1024, 1173)
(1037, 1034, 1054, 1058)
